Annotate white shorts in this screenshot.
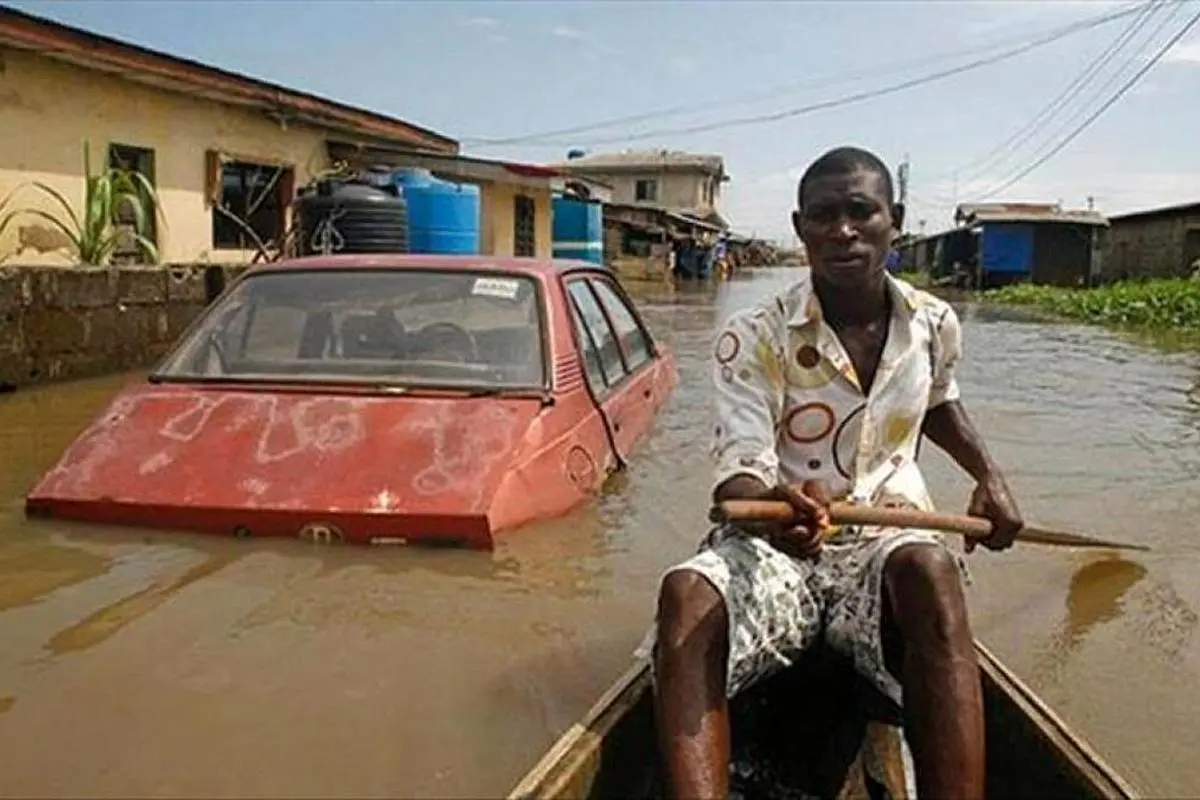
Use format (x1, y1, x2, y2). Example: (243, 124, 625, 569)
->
(638, 524, 971, 707)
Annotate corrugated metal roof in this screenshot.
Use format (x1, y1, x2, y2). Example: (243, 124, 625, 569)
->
(553, 149, 726, 176)
(1107, 200, 1200, 223)
(956, 203, 1108, 227)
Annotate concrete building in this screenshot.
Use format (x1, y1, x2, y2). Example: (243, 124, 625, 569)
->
(0, 6, 462, 265)
(1104, 201, 1200, 281)
(551, 149, 730, 229)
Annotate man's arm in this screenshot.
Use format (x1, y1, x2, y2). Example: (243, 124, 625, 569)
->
(709, 310, 783, 503)
(921, 400, 999, 483)
(708, 310, 827, 554)
(919, 303, 1023, 548)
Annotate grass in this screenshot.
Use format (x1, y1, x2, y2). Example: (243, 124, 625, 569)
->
(894, 270, 929, 288)
(986, 279, 1200, 348)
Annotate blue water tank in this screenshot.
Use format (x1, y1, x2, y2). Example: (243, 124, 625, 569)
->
(552, 195, 604, 264)
(390, 168, 480, 255)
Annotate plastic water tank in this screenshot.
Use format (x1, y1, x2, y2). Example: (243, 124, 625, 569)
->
(552, 195, 604, 264)
(295, 179, 409, 255)
(391, 168, 480, 255)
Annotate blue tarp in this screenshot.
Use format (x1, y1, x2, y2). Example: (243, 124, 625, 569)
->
(980, 224, 1033, 276)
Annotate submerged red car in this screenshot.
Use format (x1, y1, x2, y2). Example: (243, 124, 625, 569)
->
(26, 255, 677, 549)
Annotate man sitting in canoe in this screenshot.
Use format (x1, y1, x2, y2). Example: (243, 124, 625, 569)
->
(647, 146, 1024, 800)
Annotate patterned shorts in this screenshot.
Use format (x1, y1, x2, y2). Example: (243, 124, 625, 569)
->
(638, 524, 971, 707)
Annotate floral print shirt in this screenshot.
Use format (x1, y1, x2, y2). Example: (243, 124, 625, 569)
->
(711, 273, 962, 511)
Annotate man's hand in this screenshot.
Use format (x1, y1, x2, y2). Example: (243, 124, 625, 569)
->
(759, 480, 831, 559)
(965, 472, 1023, 552)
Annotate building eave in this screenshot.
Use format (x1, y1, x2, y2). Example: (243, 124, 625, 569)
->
(0, 6, 459, 154)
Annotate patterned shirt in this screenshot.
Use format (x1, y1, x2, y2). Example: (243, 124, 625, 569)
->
(711, 273, 962, 511)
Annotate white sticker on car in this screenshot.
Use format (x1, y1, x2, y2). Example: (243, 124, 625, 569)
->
(472, 277, 520, 300)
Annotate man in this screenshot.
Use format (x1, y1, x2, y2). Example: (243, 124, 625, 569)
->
(648, 146, 1023, 800)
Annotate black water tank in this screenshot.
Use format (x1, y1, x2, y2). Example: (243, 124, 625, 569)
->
(295, 179, 409, 256)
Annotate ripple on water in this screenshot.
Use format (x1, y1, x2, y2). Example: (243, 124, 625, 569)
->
(0, 271, 1198, 796)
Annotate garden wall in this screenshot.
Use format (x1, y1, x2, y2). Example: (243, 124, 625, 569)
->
(0, 264, 247, 390)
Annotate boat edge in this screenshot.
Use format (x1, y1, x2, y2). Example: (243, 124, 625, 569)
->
(508, 641, 1143, 800)
(975, 640, 1141, 799)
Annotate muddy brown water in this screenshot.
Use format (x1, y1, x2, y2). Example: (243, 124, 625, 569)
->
(2, 268, 1199, 798)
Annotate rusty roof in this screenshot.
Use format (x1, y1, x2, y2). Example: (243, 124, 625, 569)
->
(554, 149, 727, 177)
(0, 6, 458, 153)
(956, 202, 1108, 227)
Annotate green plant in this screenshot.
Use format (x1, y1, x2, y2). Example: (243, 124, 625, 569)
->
(989, 279, 1200, 331)
(0, 142, 162, 266)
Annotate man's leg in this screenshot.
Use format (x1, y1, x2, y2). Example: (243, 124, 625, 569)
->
(652, 534, 822, 800)
(882, 543, 984, 800)
(654, 570, 730, 800)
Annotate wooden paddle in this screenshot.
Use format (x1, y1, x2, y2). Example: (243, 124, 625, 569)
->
(709, 499, 1150, 552)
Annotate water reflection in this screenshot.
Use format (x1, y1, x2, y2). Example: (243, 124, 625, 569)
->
(0, 269, 1199, 796)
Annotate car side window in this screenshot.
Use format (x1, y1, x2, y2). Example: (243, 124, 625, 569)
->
(588, 278, 652, 372)
(567, 295, 607, 395)
(567, 280, 625, 387)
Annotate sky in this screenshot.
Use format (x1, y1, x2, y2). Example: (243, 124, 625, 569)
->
(9, 0, 1200, 244)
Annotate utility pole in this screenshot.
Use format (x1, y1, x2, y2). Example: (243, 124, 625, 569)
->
(897, 154, 910, 233)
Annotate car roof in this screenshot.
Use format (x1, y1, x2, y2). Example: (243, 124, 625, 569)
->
(248, 254, 609, 280)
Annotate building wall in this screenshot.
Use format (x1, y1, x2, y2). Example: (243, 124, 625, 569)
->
(1104, 209, 1200, 281)
(0, 47, 334, 265)
(561, 168, 719, 214)
(0, 263, 247, 388)
(478, 182, 552, 258)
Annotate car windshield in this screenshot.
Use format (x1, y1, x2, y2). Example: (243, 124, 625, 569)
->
(155, 269, 546, 389)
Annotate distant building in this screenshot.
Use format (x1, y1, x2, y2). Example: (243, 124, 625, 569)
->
(551, 149, 730, 230)
(0, 6, 458, 265)
(900, 203, 1109, 288)
(1104, 201, 1200, 282)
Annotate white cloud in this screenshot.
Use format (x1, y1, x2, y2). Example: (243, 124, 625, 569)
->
(486, 33, 509, 44)
(668, 56, 701, 77)
(958, 0, 1124, 36)
(902, 168, 1200, 233)
(552, 25, 587, 40)
(462, 16, 500, 28)
(718, 161, 1200, 241)
(1161, 36, 1200, 64)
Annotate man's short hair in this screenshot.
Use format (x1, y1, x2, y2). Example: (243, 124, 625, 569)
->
(798, 147, 895, 208)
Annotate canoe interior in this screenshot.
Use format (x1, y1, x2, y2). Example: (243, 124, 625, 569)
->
(509, 642, 1138, 800)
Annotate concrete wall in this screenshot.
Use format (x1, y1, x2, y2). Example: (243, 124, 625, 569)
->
(0, 264, 246, 389)
(478, 183, 553, 258)
(1104, 209, 1200, 281)
(0, 47, 333, 265)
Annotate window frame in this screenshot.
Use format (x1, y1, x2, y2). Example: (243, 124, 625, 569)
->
(561, 271, 658, 400)
(585, 275, 653, 373)
(209, 154, 296, 252)
(513, 194, 536, 257)
(634, 179, 658, 203)
(107, 142, 157, 264)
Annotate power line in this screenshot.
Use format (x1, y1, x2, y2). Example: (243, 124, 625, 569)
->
(966, 7, 1200, 200)
(465, 2, 1147, 148)
(463, 2, 1143, 147)
(934, 0, 1167, 189)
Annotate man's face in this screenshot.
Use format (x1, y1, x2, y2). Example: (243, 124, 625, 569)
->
(791, 168, 900, 286)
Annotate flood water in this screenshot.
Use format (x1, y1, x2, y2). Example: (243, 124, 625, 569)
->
(2, 268, 1199, 798)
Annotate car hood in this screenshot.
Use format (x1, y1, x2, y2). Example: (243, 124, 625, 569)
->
(27, 382, 544, 530)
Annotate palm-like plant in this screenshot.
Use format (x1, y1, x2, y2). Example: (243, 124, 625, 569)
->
(0, 142, 162, 266)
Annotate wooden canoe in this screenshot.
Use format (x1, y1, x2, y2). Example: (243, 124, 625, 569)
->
(508, 640, 1139, 800)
